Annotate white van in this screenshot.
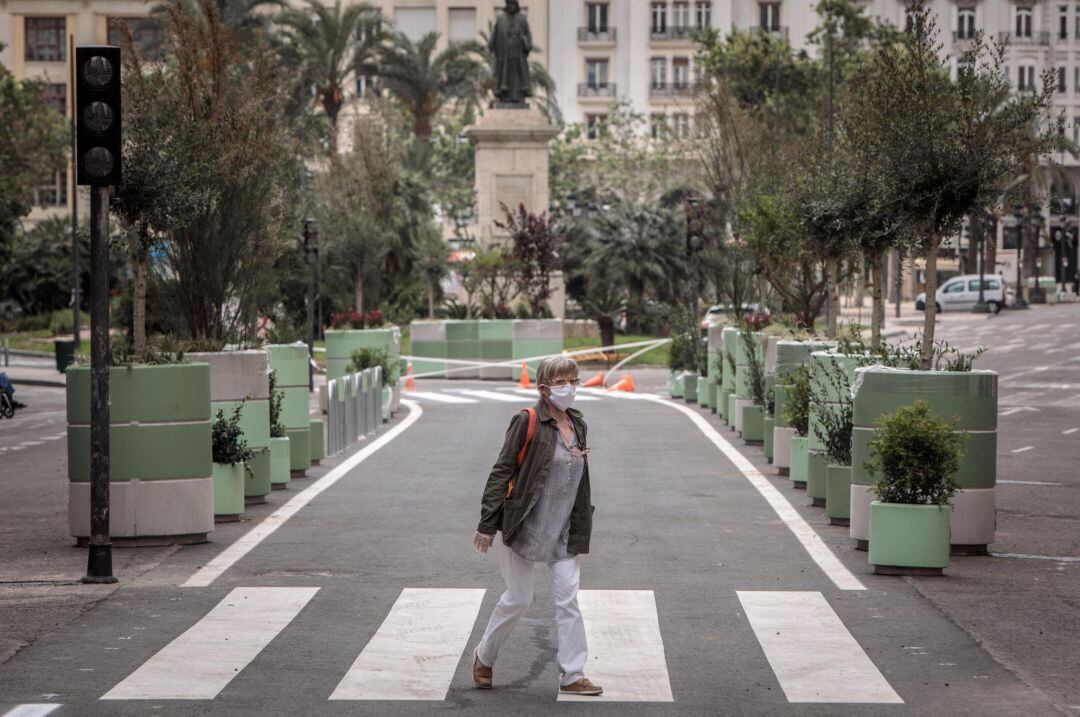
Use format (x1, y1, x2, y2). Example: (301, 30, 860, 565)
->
(915, 274, 1009, 313)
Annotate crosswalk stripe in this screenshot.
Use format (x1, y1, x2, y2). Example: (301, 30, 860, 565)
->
(558, 590, 673, 702)
(330, 588, 485, 701)
(406, 391, 478, 404)
(737, 591, 903, 704)
(101, 587, 319, 700)
(2, 706, 62, 717)
(458, 389, 533, 403)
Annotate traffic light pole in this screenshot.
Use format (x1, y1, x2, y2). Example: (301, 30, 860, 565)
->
(83, 184, 116, 584)
(70, 34, 80, 349)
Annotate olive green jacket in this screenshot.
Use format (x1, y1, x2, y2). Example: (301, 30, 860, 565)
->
(477, 399, 593, 554)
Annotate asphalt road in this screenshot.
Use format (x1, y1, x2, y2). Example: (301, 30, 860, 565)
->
(0, 304, 1076, 716)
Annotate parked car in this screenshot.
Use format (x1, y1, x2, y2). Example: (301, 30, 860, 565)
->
(700, 303, 771, 331)
(915, 274, 1009, 313)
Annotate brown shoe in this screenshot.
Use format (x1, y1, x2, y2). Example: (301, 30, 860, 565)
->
(560, 678, 603, 696)
(473, 647, 492, 689)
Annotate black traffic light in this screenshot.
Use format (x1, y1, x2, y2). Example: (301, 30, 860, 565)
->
(75, 45, 121, 186)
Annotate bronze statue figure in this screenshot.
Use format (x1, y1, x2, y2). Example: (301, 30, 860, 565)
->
(488, 0, 532, 105)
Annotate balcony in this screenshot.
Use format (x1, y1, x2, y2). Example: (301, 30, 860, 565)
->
(650, 25, 694, 42)
(998, 30, 1050, 45)
(578, 82, 617, 98)
(578, 26, 617, 44)
(649, 82, 695, 97)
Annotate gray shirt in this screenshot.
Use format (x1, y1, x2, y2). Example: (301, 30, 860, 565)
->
(511, 425, 585, 563)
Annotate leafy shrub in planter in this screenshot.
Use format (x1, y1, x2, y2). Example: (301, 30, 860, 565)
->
(740, 325, 767, 406)
(811, 357, 853, 465)
(347, 347, 398, 387)
(783, 364, 812, 437)
(866, 400, 963, 505)
(268, 370, 286, 439)
(212, 404, 254, 465)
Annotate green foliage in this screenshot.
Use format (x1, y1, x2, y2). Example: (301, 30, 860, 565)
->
(810, 356, 853, 465)
(836, 328, 986, 371)
(212, 404, 254, 465)
(740, 326, 767, 406)
(109, 334, 188, 366)
(498, 204, 563, 318)
(268, 370, 286, 438)
(346, 347, 397, 387)
(783, 364, 812, 437)
(866, 400, 963, 506)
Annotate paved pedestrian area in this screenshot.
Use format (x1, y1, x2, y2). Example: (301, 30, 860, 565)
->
(0, 305, 1077, 716)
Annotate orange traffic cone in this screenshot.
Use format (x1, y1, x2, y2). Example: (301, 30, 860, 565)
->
(404, 361, 416, 391)
(519, 361, 532, 388)
(582, 372, 605, 388)
(607, 374, 635, 392)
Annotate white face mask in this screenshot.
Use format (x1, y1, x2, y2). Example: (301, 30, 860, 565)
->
(546, 384, 576, 411)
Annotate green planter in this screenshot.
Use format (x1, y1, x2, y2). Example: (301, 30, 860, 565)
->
(246, 449, 272, 504)
(325, 328, 401, 383)
(668, 370, 685, 399)
(683, 372, 699, 403)
(704, 377, 717, 411)
(807, 450, 828, 507)
(773, 425, 794, 476)
(851, 368, 997, 554)
(727, 394, 737, 429)
(763, 417, 774, 460)
(868, 501, 951, 575)
(789, 436, 808, 488)
(267, 344, 312, 477)
(270, 436, 291, 489)
(66, 364, 213, 545)
(212, 462, 245, 522)
(741, 404, 764, 443)
(718, 388, 730, 421)
(826, 464, 852, 525)
(310, 418, 325, 463)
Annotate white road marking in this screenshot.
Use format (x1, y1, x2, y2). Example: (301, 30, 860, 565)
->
(999, 392, 1044, 406)
(607, 393, 865, 591)
(183, 400, 423, 587)
(329, 588, 484, 701)
(738, 591, 903, 704)
(1025, 323, 1051, 332)
(1007, 382, 1080, 390)
(1064, 428, 1079, 435)
(999, 406, 1039, 416)
(510, 388, 599, 401)
(1010, 446, 1034, 453)
(992, 552, 1080, 563)
(2, 706, 63, 717)
(405, 391, 478, 404)
(17, 441, 43, 447)
(101, 587, 318, 700)
(558, 590, 673, 702)
(458, 389, 533, 403)
(1053, 394, 1080, 407)
(999, 479, 1063, 486)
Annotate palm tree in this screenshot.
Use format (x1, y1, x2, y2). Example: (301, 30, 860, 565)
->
(277, 0, 383, 153)
(376, 32, 486, 157)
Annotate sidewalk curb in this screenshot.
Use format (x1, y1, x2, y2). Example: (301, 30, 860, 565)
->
(16, 377, 66, 388)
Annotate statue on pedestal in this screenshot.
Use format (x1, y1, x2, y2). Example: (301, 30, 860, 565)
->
(488, 0, 532, 106)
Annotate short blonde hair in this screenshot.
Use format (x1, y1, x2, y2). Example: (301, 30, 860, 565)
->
(536, 355, 579, 386)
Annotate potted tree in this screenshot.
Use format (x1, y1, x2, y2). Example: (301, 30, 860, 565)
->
(739, 326, 767, 445)
(783, 364, 813, 489)
(211, 404, 253, 522)
(866, 400, 963, 576)
(348, 346, 398, 422)
(813, 357, 854, 525)
(268, 370, 291, 490)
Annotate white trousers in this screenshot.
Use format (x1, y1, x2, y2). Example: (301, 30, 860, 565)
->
(476, 541, 588, 686)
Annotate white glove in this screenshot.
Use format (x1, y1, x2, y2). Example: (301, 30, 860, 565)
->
(473, 531, 494, 555)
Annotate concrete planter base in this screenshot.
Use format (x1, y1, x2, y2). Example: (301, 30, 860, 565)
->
(213, 462, 245, 523)
(826, 464, 852, 524)
(789, 436, 808, 488)
(287, 429, 310, 475)
(704, 377, 717, 410)
(718, 388, 730, 420)
(668, 371, 685, 399)
(869, 501, 950, 575)
(246, 448, 272, 501)
(733, 398, 750, 432)
(807, 450, 828, 506)
(270, 436, 291, 489)
(852, 483, 993, 554)
(310, 419, 325, 465)
(683, 372, 699, 403)
(68, 478, 212, 545)
(773, 426, 794, 473)
(741, 404, 764, 444)
(726, 394, 737, 426)
(763, 417, 774, 460)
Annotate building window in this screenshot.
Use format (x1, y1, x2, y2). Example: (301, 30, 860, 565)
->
(33, 170, 68, 208)
(759, 3, 780, 32)
(1076, 3, 1080, 39)
(651, 3, 668, 34)
(25, 17, 66, 62)
(356, 75, 379, 98)
(1061, 5, 1070, 39)
(905, 8, 917, 32)
(696, 1, 712, 28)
(650, 113, 667, 139)
(586, 58, 609, 88)
(672, 113, 691, 139)
(394, 6, 437, 42)
(673, 57, 690, 88)
(42, 83, 66, 115)
(957, 8, 975, 39)
(585, 113, 607, 140)
(673, 2, 690, 33)
(1018, 64, 1035, 90)
(1073, 116, 1080, 145)
(448, 7, 477, 45)
(1075, 66, 1080, 91)
(1060, 66, 1068, 92)
(1016, 7, 1033, 38)
(107, 17, 166, 61)
(586, 2, 609, 33)
(650, 57, 667, 89)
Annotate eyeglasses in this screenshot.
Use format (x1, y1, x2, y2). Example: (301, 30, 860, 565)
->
(545, 378, 581, 387)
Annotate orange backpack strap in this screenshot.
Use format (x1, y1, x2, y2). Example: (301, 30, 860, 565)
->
(506, 408, 537, 497)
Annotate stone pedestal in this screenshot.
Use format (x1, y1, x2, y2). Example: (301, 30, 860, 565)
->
(465, 106, 565, 317)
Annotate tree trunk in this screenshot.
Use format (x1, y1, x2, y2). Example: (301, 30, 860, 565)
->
(825, 254, 839, 338)
(464, 288, 474, 319)
(354, 266, 364, 314)
(597, 314, 615, 352)
(427, 283, 436, 319)
(870, 251, 886, 349)
(1022, 220, 1037, 302)
(966, 212, 980, 275)
(986, 224, 998, 277)
(125, 228, 148, 362)
(921, 239, 939, 369)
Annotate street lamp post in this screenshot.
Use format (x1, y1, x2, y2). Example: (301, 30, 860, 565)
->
(973, 210, 990, 313)
(1031, 205, 1045, 303)
(1012, 204, 1029, 309)
(303, 218, 318, 391)
(686, 195, 704, 371)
